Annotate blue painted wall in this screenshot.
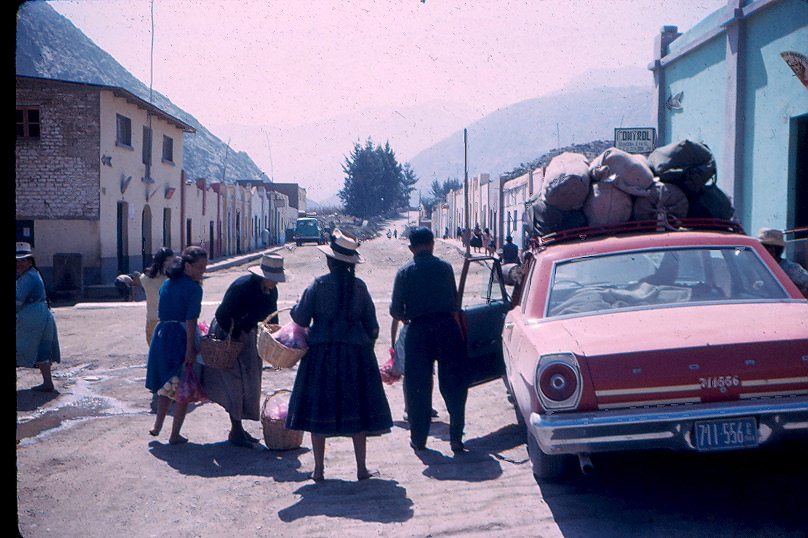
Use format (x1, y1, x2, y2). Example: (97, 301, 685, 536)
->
(658, 0, 808, 241)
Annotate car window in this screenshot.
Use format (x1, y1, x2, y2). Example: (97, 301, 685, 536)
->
(546, 246, 789, 317)
(461, 258, 507, 307)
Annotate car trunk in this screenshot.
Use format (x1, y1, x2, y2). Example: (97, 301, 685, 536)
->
(547, 302, 808, 410)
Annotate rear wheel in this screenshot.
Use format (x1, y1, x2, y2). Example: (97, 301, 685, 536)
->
(526, 429, 569, 481)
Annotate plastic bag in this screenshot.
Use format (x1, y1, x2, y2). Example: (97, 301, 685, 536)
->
(263, 392, 291, 421)
(379, 355, 403, 385)
(274, 322, 309, 349)
(198, 320, 210, 336)
(176, 363, 207, 403)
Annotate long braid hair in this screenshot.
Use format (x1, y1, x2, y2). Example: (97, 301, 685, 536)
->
(326, 256, 356, 327)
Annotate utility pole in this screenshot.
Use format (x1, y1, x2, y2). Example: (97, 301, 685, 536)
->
(464, 128, 470, 258)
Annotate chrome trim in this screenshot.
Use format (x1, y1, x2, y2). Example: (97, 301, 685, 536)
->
(596, 384, 701, 396)
(598, 397, 700, 410)
(742, 377, 808, 387)
(529, 396, 808, 455)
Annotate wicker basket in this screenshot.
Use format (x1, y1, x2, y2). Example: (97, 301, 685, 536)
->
(261, 390, 303, 450)
(257, 322, 307, 369)
(199, 332, 243, 369)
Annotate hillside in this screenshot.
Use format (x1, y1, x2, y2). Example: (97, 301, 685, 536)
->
(16, 2, 655, 205)
(16, 1, 266, 183)
(407, 85, 653, 192)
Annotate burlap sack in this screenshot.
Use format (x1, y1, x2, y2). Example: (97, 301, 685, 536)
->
(589, 147, 654, 197)
(543, 152, 591, 211)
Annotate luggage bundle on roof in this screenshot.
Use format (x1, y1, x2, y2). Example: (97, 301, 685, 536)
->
(526, 139, 734, 236)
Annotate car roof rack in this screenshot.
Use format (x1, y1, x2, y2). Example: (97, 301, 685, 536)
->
(532, 217, 746, 249)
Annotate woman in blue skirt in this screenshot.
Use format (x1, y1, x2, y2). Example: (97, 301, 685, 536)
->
(145, 246, 208, 445)
(286, 229, 392, 481)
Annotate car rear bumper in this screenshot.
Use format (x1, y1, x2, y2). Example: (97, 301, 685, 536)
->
(530, 396, 808, 455)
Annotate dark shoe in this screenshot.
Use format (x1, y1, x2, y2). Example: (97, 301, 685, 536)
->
(229, 432, 254, 448)
(431, 408, 439, 418)
(31, 384, 56, 393)
(450, 440, 466, 454)
(409, 440, 426, 452)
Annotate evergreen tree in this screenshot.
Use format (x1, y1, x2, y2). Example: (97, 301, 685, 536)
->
(339, 138, 418, 218)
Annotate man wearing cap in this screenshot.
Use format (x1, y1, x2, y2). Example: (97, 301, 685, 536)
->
(202, 253, 286, 447)
(390, 227, 469, 454)
(758, 228, 808, 298)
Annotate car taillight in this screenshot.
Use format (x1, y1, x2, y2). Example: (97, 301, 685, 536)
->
(535, 353, 582, 410)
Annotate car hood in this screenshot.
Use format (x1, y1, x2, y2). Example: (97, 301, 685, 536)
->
(524, 301, 808, 409)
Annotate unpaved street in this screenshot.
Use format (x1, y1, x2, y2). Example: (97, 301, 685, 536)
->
(16, 217, 807, 537)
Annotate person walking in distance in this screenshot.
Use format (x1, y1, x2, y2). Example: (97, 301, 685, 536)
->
(390, 227, 468, 454)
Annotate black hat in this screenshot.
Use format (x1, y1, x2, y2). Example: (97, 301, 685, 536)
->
(408, 227, 434, 247)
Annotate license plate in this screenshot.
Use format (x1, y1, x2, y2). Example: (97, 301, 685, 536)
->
(694, 417, 758, 451)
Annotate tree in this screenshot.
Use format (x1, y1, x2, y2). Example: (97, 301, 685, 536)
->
(429, 177, 462, 202)
(339, 138, 417, 219)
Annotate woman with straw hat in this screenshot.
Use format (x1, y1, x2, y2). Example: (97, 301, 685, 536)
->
(202, 253, 286, 448)
(285, 229, 392, 481)
(16, 242, 61, 392)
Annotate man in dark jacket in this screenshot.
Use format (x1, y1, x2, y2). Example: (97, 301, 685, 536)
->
(501, 235, 520, 265)
(390, 228, 468, 454)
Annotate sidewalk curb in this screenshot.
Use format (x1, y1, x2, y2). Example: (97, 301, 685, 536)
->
(205, 246, 285, 273)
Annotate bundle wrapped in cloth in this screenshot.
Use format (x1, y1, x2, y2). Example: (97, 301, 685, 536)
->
(257, 320, 309, 369)
(273, 321, 309, 349)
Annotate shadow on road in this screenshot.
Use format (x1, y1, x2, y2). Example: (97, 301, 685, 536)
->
(278, 478, 413, 523)
(148, 440, 311, 483)
(537, 439, 808, 537)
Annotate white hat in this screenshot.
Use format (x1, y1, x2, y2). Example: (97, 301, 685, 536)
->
(248, 253, 286, 282)
(318, 228, 363, 264)
(16, 242, 33, 260)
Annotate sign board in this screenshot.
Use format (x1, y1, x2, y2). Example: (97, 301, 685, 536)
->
(614, 127, 656, 154)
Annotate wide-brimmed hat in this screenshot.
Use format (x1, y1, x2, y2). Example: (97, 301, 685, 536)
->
(248, 253, 286, 282)
(318, 228, 363, 264)
(757, 228, 786, 247)
(16, 242, 33, 260)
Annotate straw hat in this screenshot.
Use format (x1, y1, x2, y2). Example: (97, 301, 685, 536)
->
(16, 242, 33, 260)
(757, 228, 786, 247)
(248, 253, 286, 282)
(318, 228, 363, 264)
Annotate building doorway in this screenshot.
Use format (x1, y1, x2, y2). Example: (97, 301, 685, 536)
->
(142, 205, 153, 271)
(117, 201, 129, 274)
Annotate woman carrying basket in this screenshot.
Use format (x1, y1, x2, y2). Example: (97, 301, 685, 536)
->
(145, 246, 208, 444)
(285, 229, 392, 481)
(201, 253, 285, 448)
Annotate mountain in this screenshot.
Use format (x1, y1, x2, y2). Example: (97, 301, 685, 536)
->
(15, 1, 266, 184)
(16, 2, 655, 206)
(207, 99, 480, 200)
(407, 84, 654, 193)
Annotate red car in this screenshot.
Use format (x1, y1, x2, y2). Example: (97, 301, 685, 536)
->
(457, 219, 808, 481)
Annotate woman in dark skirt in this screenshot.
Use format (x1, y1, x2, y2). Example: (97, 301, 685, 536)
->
(286, 229, 392, 481)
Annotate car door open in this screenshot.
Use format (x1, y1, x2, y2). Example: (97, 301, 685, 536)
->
(457, 255, 512, 388)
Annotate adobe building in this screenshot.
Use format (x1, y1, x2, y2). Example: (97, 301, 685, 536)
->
(16, 75, 195, 295)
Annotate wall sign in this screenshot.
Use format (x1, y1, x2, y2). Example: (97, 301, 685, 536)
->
(614, 127, 656, 154)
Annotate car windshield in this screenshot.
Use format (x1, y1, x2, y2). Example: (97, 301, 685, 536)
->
(546, 246, 789, 317)
(296, 221, 317, 232)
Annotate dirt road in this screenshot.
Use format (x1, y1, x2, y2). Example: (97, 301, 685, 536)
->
(16, 217, 807, 537)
